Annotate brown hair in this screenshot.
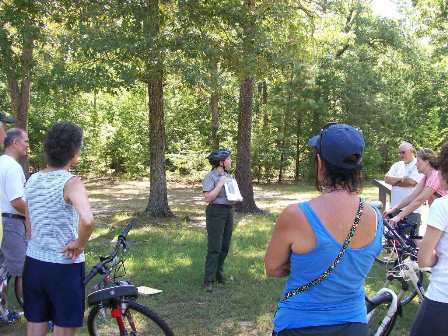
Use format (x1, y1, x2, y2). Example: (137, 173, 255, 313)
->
(416, 148, 439, 169)
(439, 143, 448, 182)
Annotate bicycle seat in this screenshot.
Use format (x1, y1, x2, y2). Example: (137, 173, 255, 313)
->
(87, 284, 138, 306)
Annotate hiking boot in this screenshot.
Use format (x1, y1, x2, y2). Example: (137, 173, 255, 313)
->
(216, 274, 226, 284)
(203, 282, 213, 293)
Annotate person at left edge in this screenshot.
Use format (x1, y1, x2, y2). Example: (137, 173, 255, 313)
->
(0, 128, 30, 324)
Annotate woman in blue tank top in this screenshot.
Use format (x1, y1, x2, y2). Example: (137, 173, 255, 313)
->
(265, 123, 383, 336)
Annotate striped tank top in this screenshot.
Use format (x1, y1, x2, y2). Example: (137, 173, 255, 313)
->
(24, 170, 83, 264)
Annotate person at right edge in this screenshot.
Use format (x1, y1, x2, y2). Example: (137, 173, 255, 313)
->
(410, 142, 448, 336)
(265, 123, 383, 336)
(202, 149, 237, 293)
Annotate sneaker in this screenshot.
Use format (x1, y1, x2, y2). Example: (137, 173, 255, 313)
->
(0, 310, 22, 325)
(203, 282, 213, 293)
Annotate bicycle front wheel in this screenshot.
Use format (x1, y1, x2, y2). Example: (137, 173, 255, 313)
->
(87, 300, 174, 336)
(366, 292, 399, 336)
(375, 227, 398, 267)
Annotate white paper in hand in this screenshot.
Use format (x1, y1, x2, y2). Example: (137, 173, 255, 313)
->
(225, 178, 243, 202)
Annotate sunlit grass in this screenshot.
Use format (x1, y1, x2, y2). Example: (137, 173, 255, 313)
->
(1, 181, 417, 335)
(81, 182, 419, 336)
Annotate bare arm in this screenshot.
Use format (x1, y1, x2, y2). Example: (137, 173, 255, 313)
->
(63, 176, 94, 260)
(24, 202, 31, 240)
(391, 186, 434, 223)
(10, 197, 27, 215)
(265, 205, 296, 277)
(418, 226, 443, 268)
(396, 177, 418, 188)
(203, 176, 227, 203)
(0, 122, 5, 147)
(384, 175, 401, 186)
(386, 178, 425, 215)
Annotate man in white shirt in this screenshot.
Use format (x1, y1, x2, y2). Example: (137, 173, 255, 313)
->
(385, 141, 424, 230)
(0, 128, 29, 324)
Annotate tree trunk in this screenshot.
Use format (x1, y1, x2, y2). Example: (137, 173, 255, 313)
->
(209, 59, 220, 150)
(143, 0, 172, 217)
(145, 77, 172, 217)
(4, 27, 34, 130)
(278, 83, 292, 184)
(210, 92, 219, 150)
(295, 109, 303, 183)
(235, 79, 260, 213)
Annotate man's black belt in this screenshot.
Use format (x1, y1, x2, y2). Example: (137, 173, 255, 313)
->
(1, 213, 25, 220)
(209, 204, 233, 208)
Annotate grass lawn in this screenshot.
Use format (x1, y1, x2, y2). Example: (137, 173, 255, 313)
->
(2, 180, 421, 335)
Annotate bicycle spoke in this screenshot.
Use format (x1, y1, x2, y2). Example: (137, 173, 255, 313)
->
(91, 304, 169, 335)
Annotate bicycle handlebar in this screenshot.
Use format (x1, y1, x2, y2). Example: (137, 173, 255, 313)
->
(118, 218, 137, 242)
(84, 218, 137, 285)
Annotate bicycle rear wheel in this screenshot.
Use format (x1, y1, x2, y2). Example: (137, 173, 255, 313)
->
(6, 275, 23, 308)
(87, 300, 174, 336)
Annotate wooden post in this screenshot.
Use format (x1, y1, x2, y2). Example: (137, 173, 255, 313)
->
(372, 179, 392, 210)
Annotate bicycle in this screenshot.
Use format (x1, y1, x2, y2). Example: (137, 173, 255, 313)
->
(375, 216, 428, 306)
(375, 217, 420, 267)
(84, 218, 174, 336)
(365, 288, 401, 336)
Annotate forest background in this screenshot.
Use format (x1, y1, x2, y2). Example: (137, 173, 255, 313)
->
(1, 0, 448, 216)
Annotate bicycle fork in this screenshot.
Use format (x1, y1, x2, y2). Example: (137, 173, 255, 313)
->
(400, 259, 425, 300)
(111, 302, 137, 336)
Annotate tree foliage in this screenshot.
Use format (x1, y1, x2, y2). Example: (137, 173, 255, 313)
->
(1, 0, 447, 215)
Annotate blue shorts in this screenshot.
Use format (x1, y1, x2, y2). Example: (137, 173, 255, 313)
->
(23, 256, 85, 328)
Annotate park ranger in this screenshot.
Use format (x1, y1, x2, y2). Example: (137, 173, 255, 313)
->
(202, 149, 239, 293)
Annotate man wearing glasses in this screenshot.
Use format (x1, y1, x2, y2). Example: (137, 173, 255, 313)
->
(385, 141, 424, 228)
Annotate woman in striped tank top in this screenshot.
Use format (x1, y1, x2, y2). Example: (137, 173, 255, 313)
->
(23, 122, 94, 336)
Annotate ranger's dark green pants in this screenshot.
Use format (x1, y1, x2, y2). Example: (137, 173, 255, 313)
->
(204, 204, 234, 283)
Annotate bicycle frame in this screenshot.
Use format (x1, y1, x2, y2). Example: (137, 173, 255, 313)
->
(382, 219, 427, 303)
(84, 219, 138, 335)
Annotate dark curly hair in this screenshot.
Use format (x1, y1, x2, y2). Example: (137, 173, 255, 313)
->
(315, 156, 362, 193)
(439, 143, 448, 183)
(44, 122, 83, 168)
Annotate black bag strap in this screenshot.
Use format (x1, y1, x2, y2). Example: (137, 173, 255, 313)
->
(281, 198, 365, 302)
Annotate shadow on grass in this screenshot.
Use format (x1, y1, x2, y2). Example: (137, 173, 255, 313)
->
(78, 211, 280, 336)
